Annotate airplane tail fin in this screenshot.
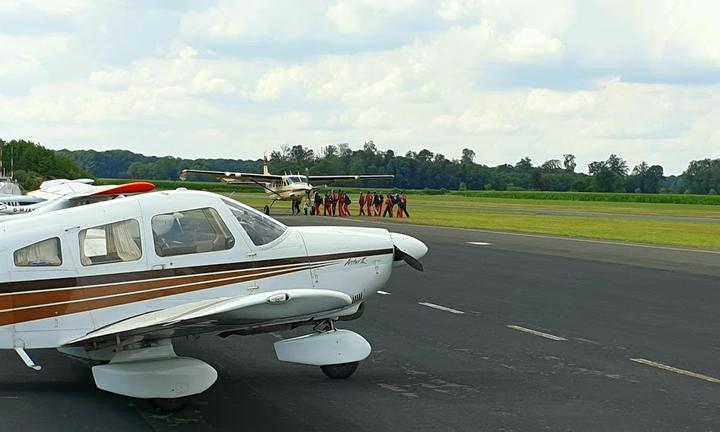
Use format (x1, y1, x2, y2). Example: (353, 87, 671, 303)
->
(263, 153, 270, 175)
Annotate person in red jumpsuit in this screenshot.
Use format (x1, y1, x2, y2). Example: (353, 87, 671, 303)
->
(323, 193, 331, 216)
(382, 194, 394, 217)
(358, 192, 366, 216)
(365, 191, 372, 216)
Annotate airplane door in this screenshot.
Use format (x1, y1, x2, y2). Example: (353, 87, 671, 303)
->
(140, 198, 257, 307)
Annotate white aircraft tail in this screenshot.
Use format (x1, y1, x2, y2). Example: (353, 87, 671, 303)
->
(263, 154, 270, 176)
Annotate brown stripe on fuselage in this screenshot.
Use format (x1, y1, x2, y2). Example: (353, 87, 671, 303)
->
(0, 248, 392, 295)
(5, 262, 310, 308)
(0, 263, 335, 326)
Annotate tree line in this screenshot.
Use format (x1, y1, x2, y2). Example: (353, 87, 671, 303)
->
(2, 138, 720, 194)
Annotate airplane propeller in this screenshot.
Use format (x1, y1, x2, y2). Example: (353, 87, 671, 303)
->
(393, 246, 424, 271)
(390, 232, 428, 272)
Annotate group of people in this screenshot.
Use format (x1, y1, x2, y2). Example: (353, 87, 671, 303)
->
(311, 190, 409, 218)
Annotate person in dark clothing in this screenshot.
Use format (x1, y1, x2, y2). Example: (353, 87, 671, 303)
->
(323, 193, 331, 216)
(292, 199, 300, 215)
(313, 192, 322, 216)
(373, 192, 382, 216)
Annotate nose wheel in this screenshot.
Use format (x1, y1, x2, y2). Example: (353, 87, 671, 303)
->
(321, 361, 360, 379)
(263, 205, 270, 215)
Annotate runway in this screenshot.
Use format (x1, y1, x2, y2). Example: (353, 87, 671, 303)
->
(1, 216, 719, 431)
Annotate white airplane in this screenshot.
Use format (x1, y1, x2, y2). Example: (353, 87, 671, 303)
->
(0, 189, 427, 410)
(181, 156, 394, 215)
(0, 179, 155, 219)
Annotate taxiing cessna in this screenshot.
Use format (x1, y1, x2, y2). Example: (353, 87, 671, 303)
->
(181, 156, 393, 215)
(0, 189, 427, 410)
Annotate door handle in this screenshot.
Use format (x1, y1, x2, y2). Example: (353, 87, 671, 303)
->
(152, 264, 166, 270)
(247, 252, 257, 257)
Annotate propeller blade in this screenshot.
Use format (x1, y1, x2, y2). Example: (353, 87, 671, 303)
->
(394, 246, 424, 272)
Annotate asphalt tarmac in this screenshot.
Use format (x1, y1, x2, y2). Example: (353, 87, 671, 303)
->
(1, 215, 719, 431)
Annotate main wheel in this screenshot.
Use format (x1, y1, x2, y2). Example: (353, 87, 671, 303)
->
(264, 205, 270, 215)
(320, 361, 360, 379)
(151, 396, 190, 412)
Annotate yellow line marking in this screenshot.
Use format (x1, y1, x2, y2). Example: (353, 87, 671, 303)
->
(506, 325, 567, 341)
(630, 358, 720, 384)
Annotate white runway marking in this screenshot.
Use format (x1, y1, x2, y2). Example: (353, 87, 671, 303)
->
(506, 325, 567, 341)
(419, 302, 464, 314)
(377, 290, 391, 295)
(630, 358, 720, 384)
(467, 241, 493, 246)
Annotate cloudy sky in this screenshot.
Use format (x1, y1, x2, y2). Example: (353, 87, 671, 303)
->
(0, 0, 718, 174)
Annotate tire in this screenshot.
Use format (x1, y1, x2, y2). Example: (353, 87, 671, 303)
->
(264, 205, 270, 215)
(320, 361, 360, 379)
(151, 396, 190, 412)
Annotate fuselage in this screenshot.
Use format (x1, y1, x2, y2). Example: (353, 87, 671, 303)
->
(0, 190, 398, 349)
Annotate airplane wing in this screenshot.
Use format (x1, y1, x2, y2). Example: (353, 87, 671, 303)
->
(181, 169, 284, 183)
(28, 180, 155, 201)
(308, 174, 394, 186)
(64, 289, 353, 346)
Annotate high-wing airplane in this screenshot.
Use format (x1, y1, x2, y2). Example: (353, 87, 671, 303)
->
(0, 189, 427, 411)
(0, 179, 155, 219)
(181, 156, 394, 215)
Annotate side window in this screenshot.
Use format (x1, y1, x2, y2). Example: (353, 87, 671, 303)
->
(222, 199, 287, 246)
(152, 208, 235, 257)
(14, 238, 62, 267)
(79, 219, 142, 266)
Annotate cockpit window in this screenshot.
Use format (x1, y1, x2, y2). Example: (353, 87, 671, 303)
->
(152, 208, 235, 257)
(222, 199, 287, 246)
(286, 176, 307, 185)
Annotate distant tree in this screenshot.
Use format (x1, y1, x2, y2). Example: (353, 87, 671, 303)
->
(515, 157, 533, 171)
(683, 158, 720, 194)
(416, 149, 434, 162)
(461, 148, 476, 164)
(541, 159, 562, 171)
(563, 154, 576, 172)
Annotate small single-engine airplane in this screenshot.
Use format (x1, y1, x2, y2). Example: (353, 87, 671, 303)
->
(0, 179, 155, 219)
(180, 156, 394, 215)
(0, 189, 427, 410)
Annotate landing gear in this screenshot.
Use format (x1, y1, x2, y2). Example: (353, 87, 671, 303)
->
(273, 320, 371, 380)
(152, 396, 190, 412)
(264, 198, 279, 215)
(321, 361, 360, 379)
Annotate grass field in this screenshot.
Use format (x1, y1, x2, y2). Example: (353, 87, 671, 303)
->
(218, 192, 720, 250)
(98, 179, 720, 250)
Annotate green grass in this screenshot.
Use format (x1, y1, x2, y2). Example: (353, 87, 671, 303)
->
(98, 179, 720, 250)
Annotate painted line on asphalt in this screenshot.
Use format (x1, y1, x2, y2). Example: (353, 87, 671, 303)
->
(418, 302, 464, 314)
(506, 325, 567, 341)
(630, 358, 720, 384)
(377, 290, 391, 295)
(467, 241, 493, 246)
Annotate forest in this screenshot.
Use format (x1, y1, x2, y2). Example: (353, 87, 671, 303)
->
(2, 138, 719, 194)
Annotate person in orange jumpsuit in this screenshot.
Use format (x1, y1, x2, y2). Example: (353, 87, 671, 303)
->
(401, 192, 409, 217)
(323, 193, 331, 216)
(358, 192, 366, 216)
(313, 192, 322, 216)
(365, 191, 372, 216)
(382, 194, 394, 217)
(343, 191, 351, 216)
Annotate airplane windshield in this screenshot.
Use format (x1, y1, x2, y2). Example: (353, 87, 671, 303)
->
(222, 199, 287, 246)
(286, 176, 307, 185)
